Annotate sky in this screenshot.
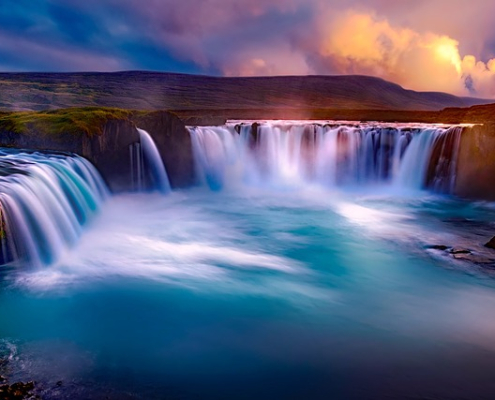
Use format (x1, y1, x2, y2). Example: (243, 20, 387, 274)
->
(2, 0, 495, 97)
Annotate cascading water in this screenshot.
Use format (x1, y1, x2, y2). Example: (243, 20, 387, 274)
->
(130, 128, 171, 193)
(0, 149, 108, 267)
(189, 121, 463, 193)
(424, 126, 463, 193)
(0, 129, 171, 268)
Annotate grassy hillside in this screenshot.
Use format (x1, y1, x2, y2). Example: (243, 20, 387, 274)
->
(0, 71, 491, 113)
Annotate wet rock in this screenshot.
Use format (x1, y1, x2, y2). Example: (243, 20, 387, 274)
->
(484, 236, 495, 250)
(455, 124, 495, 201)
(251, 122, 260, 142)
(426, 244, 495, 267)
(0, 381, 37, 399)
(428, 245, 449, 251)
(449, 248, 471, 254)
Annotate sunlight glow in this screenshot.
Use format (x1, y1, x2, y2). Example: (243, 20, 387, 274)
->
(432, 36, 462, 75)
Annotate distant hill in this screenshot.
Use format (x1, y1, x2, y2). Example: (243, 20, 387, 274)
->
(0, 71, 491, 112)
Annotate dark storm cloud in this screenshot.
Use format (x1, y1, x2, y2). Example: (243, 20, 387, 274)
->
(0, 0, 204, 72)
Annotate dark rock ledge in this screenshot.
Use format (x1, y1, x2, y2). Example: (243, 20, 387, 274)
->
(427, 244, 495, 266)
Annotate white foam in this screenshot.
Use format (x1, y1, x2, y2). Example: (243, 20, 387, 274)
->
(17, 192, 304, 292)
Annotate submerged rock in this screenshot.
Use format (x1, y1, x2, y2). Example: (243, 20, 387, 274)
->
(426, 244, 495, 267)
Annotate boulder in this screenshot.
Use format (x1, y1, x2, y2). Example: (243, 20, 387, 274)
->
(0, 381, 36, 400)
(449, 248, 471, 254)
(427, 245, 449, 251)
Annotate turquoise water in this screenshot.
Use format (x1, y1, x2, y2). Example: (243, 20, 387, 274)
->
(2, 185, 495, 399)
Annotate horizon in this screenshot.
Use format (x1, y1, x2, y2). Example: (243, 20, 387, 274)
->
(0, 69, 491, 100)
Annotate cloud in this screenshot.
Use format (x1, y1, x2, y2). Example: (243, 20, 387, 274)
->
(220, 41, 311, 77)
(0, 30, 127, 71)
(303, 10, 495, 97)
(1, 0, 495, 97)
(107, 0, 311, 69)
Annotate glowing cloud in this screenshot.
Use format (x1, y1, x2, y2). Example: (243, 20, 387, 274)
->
(220, 7, 495, 97)
(307, 11, 495, 96)
(222, 46, 310, 77)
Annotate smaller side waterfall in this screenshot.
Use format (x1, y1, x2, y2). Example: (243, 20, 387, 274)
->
(0, 150, 109, 267)
(130, 128, 171, 193)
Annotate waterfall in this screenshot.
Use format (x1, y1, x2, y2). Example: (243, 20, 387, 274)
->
(0, 149, 108, 267)
(131, 128, 171, 193)
(189, 121, 463, 193)
(424, 126, 463, 193)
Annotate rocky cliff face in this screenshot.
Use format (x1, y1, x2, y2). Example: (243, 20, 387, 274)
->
(0, 108, 195, 192)
(84, 119, 140, 192)
(455, 124, 495, 200)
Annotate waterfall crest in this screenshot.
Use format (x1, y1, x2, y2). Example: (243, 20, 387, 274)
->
(189, 121, 463, 193)
(0, 150, 108, 267)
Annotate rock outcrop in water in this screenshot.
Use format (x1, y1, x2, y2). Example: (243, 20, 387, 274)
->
(485, 236, 495, 249)
(0, 381, 37, 400)
(0, 108, 195, 192)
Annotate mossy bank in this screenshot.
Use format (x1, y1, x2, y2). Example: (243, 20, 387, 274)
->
(0, 107, 195, 192)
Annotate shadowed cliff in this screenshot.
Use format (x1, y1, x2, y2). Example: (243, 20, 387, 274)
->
(455, 123, 495, 200)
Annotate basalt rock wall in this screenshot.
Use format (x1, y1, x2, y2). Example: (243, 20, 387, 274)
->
(455, 124, 495, 200)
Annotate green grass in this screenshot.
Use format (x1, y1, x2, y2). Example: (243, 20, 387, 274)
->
(0, 107, 132, 137)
